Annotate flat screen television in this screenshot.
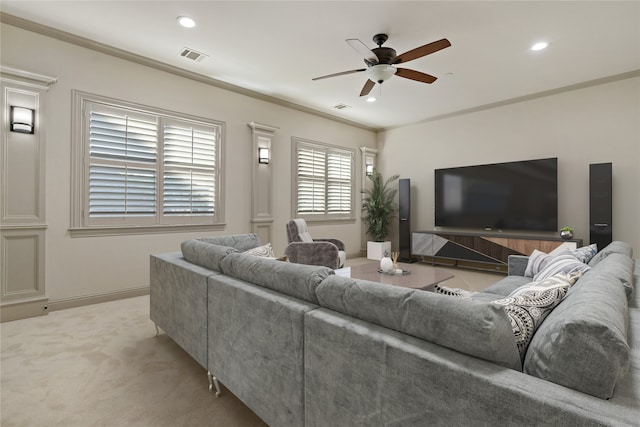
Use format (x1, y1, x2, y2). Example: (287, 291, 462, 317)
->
(434, 158, 558, 232)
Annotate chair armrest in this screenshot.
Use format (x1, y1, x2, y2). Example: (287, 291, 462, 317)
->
(312, 238, 345, 251)
(508, 255, 529, 276)
(284, 242, 340, 269)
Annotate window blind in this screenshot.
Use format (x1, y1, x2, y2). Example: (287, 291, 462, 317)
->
(83, 98, 222, 228)
(295, 140, 354, 219)
(88, 111, 158, 218)
(163, 125, 217, 216)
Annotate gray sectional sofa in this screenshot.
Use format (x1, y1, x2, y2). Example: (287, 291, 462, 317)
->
(150, 234, 639, 426)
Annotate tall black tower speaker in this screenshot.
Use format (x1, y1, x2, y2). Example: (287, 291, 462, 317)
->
(398, 179, 412, 262)
(589, 163, 612, 250)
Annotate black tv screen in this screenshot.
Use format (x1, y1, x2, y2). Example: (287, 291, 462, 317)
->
(435, 158, 558, 232)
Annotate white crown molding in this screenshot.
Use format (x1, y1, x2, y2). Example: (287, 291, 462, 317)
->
(0, 12, 379, 132)
(0, 65, 58, 90)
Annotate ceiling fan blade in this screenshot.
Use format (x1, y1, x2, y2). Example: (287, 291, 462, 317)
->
(395, 68, 437, 84)
(359, 79, 376, 97)
(312, 68, 366, 81)
(392, 38, 451, 64)
(346, 38, 378, 64)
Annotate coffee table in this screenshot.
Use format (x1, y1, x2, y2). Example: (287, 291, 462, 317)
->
(335, 260, 454, 291)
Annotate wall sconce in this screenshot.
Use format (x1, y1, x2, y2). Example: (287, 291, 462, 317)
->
(10, 106, 35, 134)
(258, 147, 270, 164)
(365, 164, 374, 176)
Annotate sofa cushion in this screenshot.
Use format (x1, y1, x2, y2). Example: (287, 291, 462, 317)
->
(589, 252, 635, 301)
(524, 249, 553, 278)
(197, 233, 261, 252)
(242, 243, 275, 258)
(508, 271, 581, 298)
(315, 275, 522, 371)
(181, 239, 238, 272)
(589, 241, 633, 267)
(569, 243, 598, 264)
(492, 272, 580, 360)
(523, 269, 630, 399)
(532, 254, 591, 281)
(219, 253, 333, 304)
(433, 283, 476, 298)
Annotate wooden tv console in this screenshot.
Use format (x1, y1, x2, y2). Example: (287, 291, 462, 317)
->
(412, 231, 583, 273)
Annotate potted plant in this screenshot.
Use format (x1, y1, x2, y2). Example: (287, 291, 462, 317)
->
(362, 168, 400, 259)
(560, 226, 574, 240)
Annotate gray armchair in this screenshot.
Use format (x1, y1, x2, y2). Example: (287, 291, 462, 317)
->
(285, 219, 346, 269)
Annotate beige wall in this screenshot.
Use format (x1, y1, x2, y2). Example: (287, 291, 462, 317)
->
(378, 76, 640, 255)
(1, 24, 376, 305)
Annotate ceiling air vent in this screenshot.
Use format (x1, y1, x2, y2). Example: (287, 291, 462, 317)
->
(333, 103, 352, 110)
(179, 47, 208, 62)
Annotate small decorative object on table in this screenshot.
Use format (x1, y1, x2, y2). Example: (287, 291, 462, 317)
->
(378, 251, 411, 275)
(560, 227, 574, 240)
(380, 252, 394, 273)
(391, 251, 399, 269)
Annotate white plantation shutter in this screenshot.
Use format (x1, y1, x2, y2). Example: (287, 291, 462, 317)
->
(163, 123, 217, 218)
(88, 108, 158, 222)
(327, 152, 352, 214)
(81, 97, 222, 229)
(297, 146, 326, 214)
(295, 139, 354, 220)
(89, 165, 156, 216)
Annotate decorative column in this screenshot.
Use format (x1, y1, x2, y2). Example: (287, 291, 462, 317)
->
(248, 122, 278, 245)
(359, 146, 378, 254)
(1, 66, 57, 321)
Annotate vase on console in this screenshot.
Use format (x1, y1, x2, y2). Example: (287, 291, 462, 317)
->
(560, 227, 574, 240)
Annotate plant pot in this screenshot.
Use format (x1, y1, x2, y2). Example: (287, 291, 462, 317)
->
(367, 241, 391, 260)
(560, 230, 574, 240)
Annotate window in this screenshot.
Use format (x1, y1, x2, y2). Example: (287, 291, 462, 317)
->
(293, 137, 354, 221)
(71, 91, 224, 235)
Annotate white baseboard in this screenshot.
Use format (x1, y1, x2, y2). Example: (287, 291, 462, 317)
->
(47, 286, 150, 312)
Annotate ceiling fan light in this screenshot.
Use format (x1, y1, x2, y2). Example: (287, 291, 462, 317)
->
(366, 96, 376, 103)
(366, 64, 397, 84)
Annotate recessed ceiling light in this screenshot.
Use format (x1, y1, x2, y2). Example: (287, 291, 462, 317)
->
(366, 96, 376, 103)
(177, 16, 196, 28)
(531, 41, 548, 51)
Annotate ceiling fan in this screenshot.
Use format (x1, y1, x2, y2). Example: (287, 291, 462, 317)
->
(312, 33, 451, 97)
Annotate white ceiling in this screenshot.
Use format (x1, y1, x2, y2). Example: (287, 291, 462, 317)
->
(2, 1, 639, 130)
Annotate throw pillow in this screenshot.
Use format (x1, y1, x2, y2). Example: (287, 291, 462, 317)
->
(434, 284, 476, 298)
(569, 244, 598, 264)
(493, 272, 578, 360)
(242, 243, 275, 258)
(508, 271, 582, 298)
(532, 254, 591, 281)
(524, 249, 553, 277)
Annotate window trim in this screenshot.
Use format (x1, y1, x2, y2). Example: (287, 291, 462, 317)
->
(292, 137, 355, 223)
(70, 90, 225, 237)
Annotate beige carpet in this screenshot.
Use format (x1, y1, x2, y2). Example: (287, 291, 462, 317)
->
(1, 296, 267, 427)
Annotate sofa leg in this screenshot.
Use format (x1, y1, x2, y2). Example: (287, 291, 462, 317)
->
(207, 371, 221, 397)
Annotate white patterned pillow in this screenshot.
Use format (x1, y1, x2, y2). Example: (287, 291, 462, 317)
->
(434, 284, 476, 298)
(524, 249, 553, 277)
(243, 243, 275, 258)
(532, 254, 591, 281)
(569, 244, 598, 264)
(509, 271, 582, 298)
(493, 272, 579, 360)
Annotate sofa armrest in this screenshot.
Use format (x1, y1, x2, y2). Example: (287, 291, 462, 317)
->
(313, 238, 345, 251)
(285, 241, 340, 269)
(508, 255, 529, 276)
